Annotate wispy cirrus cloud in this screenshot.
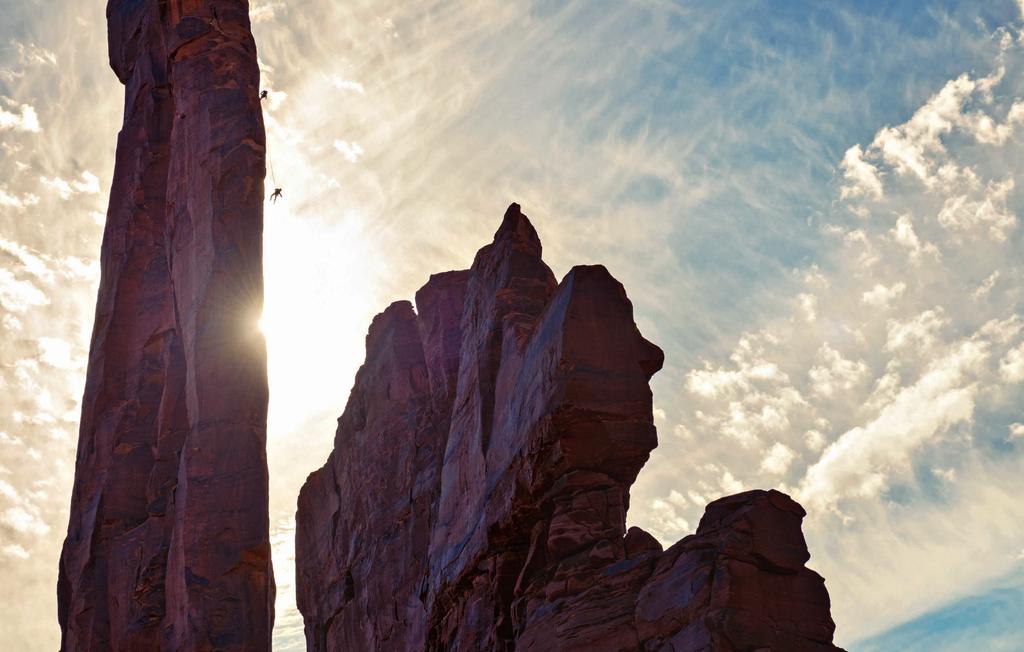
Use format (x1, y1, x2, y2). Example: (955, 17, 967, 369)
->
(13, 42, 57, 67)
(857, 569, 1024, 652)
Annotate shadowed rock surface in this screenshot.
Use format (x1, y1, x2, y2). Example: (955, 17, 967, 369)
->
(295, 204, 844, 651)
(58, 1, 273, 650)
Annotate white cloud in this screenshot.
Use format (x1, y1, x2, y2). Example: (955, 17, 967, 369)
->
(713, 391, 802, 447)
(885, 309, 949, 355)
(0, 432, 22, 446)
(663, 490, 685, 508)
(760, 442, 796, 475)
(932, 467, 957, 483)
(843, 228, 880, 267)
(0, 268, 49, 312)
(0, 479, 20, 501)
(1000, 342, 1024, 383)
(719, 470, 744, 494)
(687, 368, 745, 398)
(936, 178, 1016, 241)
(963, 113, 1014, 145)
(803, 265, 829, 288)
(647, 495, 690, 544)
(1009, 423, 1024, 440)
(861, 281, 906, 309)
(805, 429, 827, 452)
(672, 423, 693, 440)
(978, 315, 1023, 345)
(688, 333, 809, 453)
(865, 371, 902, 412)
(1, 506, 49, 535)
(37, 338, 80, 370)
(333, 140, 365, 163)
(0, 237, 55, 281)
(682, 491, 704, 508)
(12, 411, 57, 426)
(890, 214, 937, 261)
(1, 544, 29, 560)
(798, 339, 987, 512)
(2, 313, 23, 331)
(869, 73, 977, 185)
(798, 292, 817, 321)
(855, 69, 1023, 191)
(14, 42, 56, 66)
(331, 76, 366, 94)
(58, 256, 99, 282)
(972, 271, 1000, 301)
(0, 101, 40, 133)
(840, 144, 884, 199)
(687, 335, 787, 398)
(40, 171, 101, 200)
(250, 1, 286, 23)
(0, 187, 40, 211)
(809, 343, 869, 397)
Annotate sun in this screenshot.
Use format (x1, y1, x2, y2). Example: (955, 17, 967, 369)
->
(260, 208, 378, 437)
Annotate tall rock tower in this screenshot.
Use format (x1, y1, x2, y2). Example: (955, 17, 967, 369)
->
(295, 205, 844, 652)
(58, 2, 274, 649)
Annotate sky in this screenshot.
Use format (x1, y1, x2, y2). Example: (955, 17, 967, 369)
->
(1, 0, 1023, 649)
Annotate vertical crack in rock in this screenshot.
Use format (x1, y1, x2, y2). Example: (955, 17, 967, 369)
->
(295, 205, 846, 651)
(58, 2, 273, 650)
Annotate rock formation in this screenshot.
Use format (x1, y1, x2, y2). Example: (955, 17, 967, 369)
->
(58, 2, 273, 650)
(295, 204, 844, 651)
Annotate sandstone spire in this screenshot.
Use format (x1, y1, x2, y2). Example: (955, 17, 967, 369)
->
(58, 2, 273, 649)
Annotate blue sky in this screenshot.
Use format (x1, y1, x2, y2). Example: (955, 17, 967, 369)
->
(858, 568, 1024, 652)
(1, 1, 1023, 649)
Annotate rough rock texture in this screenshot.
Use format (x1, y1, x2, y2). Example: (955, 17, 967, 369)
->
(58, 2, 273, 650)
(296, 204, 844, 651)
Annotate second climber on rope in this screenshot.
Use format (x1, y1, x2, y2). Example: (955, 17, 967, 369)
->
(270, 188, 283, 203)
(260, 90, 269, 101)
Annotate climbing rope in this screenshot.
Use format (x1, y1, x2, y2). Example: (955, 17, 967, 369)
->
(267, 147, 278, 188)
(261, 89, 282, 203)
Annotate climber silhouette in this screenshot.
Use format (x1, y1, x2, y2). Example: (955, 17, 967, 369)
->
(260, 90, 269, 100)
(270, 188, 283, 203)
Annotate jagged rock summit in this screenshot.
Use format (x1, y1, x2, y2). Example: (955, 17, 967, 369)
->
(58, 2, 273, 650)
(295, 204, 844, 651)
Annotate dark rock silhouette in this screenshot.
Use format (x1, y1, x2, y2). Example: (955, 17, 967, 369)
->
(58, 1, 273, 650)
(295, 204, 844, 651)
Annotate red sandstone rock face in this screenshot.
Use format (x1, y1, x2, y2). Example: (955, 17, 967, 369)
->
(295, 204, 845, 651)
(58, 2, 273, 650)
